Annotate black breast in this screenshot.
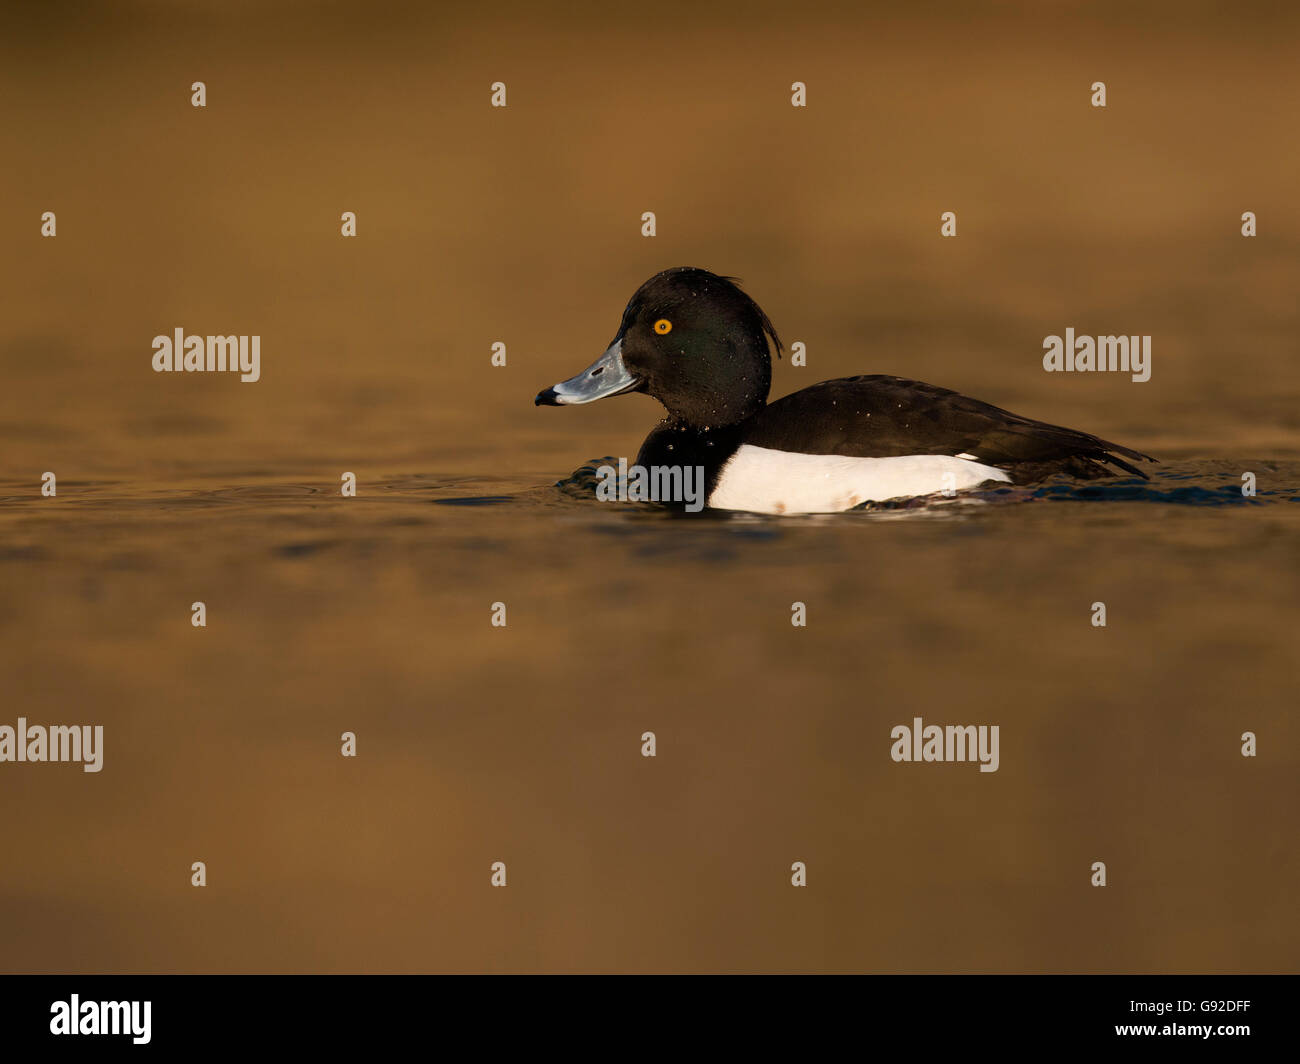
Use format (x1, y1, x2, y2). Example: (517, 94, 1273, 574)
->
(636, 421, 747, 499)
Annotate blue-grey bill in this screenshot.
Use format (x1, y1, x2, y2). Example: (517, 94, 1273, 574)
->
(535, 340, 641, 406)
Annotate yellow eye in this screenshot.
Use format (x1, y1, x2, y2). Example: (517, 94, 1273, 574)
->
(654, 319, 672, 335)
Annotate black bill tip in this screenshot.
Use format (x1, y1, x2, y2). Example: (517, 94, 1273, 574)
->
(535, 387, 561, 406)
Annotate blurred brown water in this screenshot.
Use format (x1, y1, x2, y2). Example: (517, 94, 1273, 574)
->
(0, 1, 1297, 972)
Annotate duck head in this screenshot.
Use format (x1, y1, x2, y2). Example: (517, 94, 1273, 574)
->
(535, 267, 782, 429)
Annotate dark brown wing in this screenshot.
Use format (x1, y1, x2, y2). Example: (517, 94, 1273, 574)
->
(743, 376, 1155, 478)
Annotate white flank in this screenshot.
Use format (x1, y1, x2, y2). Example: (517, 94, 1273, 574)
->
(708, 445, 1012, 514)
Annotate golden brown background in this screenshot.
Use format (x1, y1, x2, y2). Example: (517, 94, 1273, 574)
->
(1, 0, 1296, 972)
